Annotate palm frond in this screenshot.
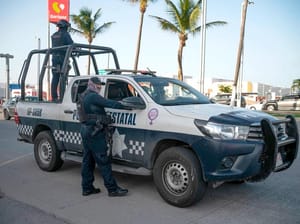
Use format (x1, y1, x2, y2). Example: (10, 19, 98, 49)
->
(94, 22, 116, 36)
(192, 20, 227, 35)
(69, 27, 84, 35)
(165, 0, 182, 31)
(93, 8, 102, 22)
(149, 15, 180, 33)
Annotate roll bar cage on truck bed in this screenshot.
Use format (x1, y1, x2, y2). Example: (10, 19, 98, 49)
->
(18, 43, 120, 101)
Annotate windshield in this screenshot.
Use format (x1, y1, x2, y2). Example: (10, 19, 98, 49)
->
(134, 77, 210, 106)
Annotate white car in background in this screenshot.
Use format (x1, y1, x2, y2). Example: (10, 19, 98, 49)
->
(246, 102, 264, 110)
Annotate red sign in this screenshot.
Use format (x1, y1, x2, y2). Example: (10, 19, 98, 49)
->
(48, 0, 70, 23)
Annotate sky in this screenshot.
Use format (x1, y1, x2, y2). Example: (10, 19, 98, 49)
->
(0, 0, 299, 88)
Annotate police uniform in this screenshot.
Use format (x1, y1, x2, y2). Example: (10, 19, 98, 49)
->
(51, 19, 73, 101)
(78, 77, 129, 197)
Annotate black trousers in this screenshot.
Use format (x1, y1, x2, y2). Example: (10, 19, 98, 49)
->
(80, 124, 118, 193)
(51, 71, 60, 100)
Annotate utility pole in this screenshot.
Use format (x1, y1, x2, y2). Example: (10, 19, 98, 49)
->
(48, 22, 51, 100)
(37, 37, 41, 87)
(230, 0, 252, 107)
(0, 53, 14, 100)
(200, 0, 207, 94)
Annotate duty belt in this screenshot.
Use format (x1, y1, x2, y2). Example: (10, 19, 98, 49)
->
(86, 114, 112, 125)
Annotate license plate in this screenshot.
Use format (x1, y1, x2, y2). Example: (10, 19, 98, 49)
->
(276, 153, 283, 167)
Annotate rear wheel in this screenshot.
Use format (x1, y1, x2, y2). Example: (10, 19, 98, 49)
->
(267, 105, 275, 111)
(3, 109, 11, 120)
(34, 131, 63, 171)
(153, 147, 207, 207)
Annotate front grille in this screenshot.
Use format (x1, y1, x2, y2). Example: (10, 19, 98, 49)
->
(247, 123, 288, 141)
(248, 126, 263, 140)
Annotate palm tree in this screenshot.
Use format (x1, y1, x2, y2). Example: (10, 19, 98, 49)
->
(123, 0, 157, 71)
(150, 0, 226, 81)
(291, 79, 300, 94)
(71, 7, 115, 74)
(219, 84, 232, 93)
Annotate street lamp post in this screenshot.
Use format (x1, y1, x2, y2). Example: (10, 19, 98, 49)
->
(0, 53, 14, 100)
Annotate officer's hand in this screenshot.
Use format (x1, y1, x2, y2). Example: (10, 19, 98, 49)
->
(122, 105, 133, 110)
(120, 102, 132, 110)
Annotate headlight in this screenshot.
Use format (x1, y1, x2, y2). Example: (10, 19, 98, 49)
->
(195, 120, 249, 140)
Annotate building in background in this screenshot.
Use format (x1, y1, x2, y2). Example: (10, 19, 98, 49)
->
(0, 77, 292, 104)
(183, 76, 291, 105)
(0, 83, 47, 100)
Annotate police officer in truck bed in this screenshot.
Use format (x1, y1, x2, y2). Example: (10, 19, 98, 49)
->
(51, 19, 73, 101)
(77, 77, 129, 197)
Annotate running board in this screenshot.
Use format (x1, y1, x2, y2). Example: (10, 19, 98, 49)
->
(61, 151, 152, 176)
(112, 163, 152, 176)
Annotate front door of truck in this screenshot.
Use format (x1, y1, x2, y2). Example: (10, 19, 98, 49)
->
(105, 79, 148, 166)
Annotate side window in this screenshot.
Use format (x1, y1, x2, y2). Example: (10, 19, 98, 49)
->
(71, 79, 88, 103)
(9, 98, 16, 105)
(106, 80, 138, 101)
(282, 96, 293, 101)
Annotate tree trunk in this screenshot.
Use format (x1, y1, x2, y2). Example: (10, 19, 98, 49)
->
(87, 42, 92, 75)
(177, 37, 185, 81)
(231, 0, 248, 107)
(134, 11, 145, 71)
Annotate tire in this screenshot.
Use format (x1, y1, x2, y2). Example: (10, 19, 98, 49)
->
(153, 147, 207, 207)
(267, 105, 275, 111)
(3, 109, 11, 120)
(34, 131, 63, 171)
(250, 106, 256, 110)
(228, 180, 246, 184)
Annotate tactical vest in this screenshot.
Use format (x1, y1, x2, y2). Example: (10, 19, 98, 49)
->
(76, 91, 89, 123)
(76, 91, 113, 125)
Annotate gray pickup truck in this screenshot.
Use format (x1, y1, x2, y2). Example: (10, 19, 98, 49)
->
(263, 94, 300, 111)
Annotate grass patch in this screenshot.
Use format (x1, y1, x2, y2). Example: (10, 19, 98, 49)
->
(264, 111, 300, 118)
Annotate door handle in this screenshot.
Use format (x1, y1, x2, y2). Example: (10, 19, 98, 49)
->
(64, 109, 74, 114)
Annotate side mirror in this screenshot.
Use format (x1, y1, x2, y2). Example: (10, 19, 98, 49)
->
(121, 97, 146, 110)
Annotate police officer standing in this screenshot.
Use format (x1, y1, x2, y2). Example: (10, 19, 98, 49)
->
(51, 19, 73, 101)
(77, 77, 129, 197)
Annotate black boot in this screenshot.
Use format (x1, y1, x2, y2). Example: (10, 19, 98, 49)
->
(82, 187, 101, 196)
(108, 187, 128, 197)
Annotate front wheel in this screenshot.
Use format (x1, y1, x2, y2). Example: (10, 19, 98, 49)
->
(34, 131, 63, 171)
(153, 147, 207, 207)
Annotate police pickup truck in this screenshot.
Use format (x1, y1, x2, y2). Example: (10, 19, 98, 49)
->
(15, 44, 298, 207)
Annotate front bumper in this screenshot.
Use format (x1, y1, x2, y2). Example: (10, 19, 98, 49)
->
(194, 115, 298, 182)
(249, 115, 299, 181)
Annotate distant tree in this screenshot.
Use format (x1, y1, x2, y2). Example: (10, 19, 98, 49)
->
(291, 79, 300, 94)
(150, 0, 226, 81)
(71, 7, 115, 74)
(122, 0, 157, 71)
(219, 84, 232, 93)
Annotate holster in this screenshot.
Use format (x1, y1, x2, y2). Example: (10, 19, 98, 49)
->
(90, 114, 113, 137)
(91, 120, 104, 137)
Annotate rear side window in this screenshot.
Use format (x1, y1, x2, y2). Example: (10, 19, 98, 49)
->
(71, 79, 88, 103)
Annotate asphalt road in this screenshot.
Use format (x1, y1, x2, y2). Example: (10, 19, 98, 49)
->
(0, 118, 300, 224)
